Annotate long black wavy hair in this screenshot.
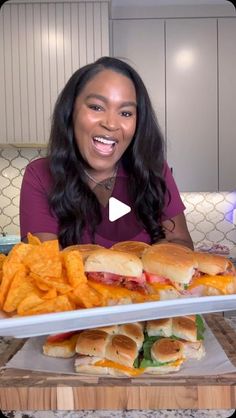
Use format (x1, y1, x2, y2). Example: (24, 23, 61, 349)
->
(48, 56, 167, 248)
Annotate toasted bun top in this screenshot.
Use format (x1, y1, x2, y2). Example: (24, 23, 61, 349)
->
(96, 325, 119, 335)
(106, 334, 138, 368)
(142, 243, 196, 284)
(111, 241, 151, 258)
(63, 244, 104, 261)
(85, 249, 143, 277)
(194, 251, 233, 275)
(75, 327, 139, 368)
(118, 323, 144, 350)
(146, 318, 172, 337)
(151, 242, 193, 254)
(151, 338, 184, 363)
(75, 330, 109, 357)
(172, 317, 197, 342)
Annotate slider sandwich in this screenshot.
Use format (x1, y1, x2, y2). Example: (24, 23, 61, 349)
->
(42, 316, 205, 376)
(139, 337, 185, 374)
(43, 331, 81, 358)
(74, 322, 145, 376)
(141, 315, 205, 372)
(189, 251, 236, 296)
(84, 249, 159, 305)
(142, 243, 236, 297)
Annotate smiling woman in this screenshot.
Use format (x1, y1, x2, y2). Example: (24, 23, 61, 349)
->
(72, 69, 137, 179)
(19, 56, 193, 250)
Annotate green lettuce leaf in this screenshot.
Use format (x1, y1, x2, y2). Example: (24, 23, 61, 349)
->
(196, 314, 205, 340)
(140, 358, 169, 368)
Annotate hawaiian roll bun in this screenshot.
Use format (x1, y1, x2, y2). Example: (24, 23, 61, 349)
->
(172, 316, 197, 342)
(85, 249, 143, 278)
(75, 329, 109, 358)
(96, 325, 119, 335)
(146, 318, 173, 337)
(62, 244, 104, 261)
(111, 241, 151, 258)
(194, 251, 235, 276)
(106, 334, 139, 368)
(118, 323, 144, 350)
(142, 243, 196, 285)
(151, 338, 184, 363)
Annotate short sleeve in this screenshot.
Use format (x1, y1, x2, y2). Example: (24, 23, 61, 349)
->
(161, 161, 185, 221)
(20, 158, 59, 239)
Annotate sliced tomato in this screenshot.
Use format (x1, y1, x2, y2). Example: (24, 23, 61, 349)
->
(144, 272, 172, 285)
(46, 331, 79, 343)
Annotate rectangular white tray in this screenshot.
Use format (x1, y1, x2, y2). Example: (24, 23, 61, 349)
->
(1, 294, 236, 338)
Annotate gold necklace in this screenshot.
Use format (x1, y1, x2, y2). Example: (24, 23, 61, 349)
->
(84, 166, 118, 190)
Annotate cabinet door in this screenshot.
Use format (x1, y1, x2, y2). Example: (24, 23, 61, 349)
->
(166, 19, 218, 192)
(218, 18, 236, 191)
(0, 2, 109, 145)
(112, 19, 166, 141)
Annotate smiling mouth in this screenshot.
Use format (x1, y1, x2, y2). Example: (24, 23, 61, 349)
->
(92, 136, 117, 155)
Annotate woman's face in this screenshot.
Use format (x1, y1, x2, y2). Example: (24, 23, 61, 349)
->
(73, 69, 137, 174)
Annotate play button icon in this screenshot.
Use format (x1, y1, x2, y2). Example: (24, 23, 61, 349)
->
(109, 197, 131, 222)
(95, 172, 145, 242)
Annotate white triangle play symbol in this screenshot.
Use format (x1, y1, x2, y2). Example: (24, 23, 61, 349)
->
(109, 197, 131, 222)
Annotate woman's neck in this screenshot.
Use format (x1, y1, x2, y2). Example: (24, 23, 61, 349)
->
(84, 165, 118, 184)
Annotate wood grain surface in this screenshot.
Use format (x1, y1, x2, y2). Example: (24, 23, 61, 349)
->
(0, 313, 236, 410)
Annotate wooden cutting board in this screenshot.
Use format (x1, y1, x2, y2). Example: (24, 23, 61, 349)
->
(0, 313, 236, 410)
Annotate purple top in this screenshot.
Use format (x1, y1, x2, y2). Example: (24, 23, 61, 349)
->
(20, 158, 185, 247)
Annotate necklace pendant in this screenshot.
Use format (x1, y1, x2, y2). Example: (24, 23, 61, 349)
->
(105, 183, 112, 190)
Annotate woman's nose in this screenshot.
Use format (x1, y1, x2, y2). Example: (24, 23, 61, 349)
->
(100, 112, 119, 131)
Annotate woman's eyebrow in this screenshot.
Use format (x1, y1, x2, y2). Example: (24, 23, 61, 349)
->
(85, 93, 137, 108)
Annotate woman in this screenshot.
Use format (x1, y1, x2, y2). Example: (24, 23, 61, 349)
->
(20, 56, 193, 250)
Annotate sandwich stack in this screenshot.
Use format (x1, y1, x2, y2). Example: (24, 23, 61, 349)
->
(43, 314, 206, 377)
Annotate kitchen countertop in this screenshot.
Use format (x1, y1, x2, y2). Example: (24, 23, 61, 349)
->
(0, 315, 236, 418)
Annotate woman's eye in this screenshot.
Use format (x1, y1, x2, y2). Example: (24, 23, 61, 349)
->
(88, 104, 103, 111)
(121, 111, 132, 117)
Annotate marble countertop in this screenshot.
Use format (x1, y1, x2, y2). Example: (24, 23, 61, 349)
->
(1, 314, 236, 418)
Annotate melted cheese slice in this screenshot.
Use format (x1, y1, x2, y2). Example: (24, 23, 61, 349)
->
(94, 358, 184, 375)
(94, 359, 145, 376)
(88, 281, 156, 303)
(169, 358, 184, 367)
(150, 283, 175, 291)
(188, 275, 234, 294)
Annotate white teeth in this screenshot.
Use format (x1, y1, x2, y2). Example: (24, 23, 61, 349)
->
(93, 136, 116, 145)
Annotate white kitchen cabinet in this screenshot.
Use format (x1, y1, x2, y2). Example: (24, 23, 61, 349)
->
(112, 19, 166, 143)
(165, 19, 218, 192)
(112, 18, 218, 192)
(218, 18, 236, 191)
(0, 1, 109, 145)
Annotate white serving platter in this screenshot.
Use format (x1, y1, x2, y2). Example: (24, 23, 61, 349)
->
(1, 294, 236, 338)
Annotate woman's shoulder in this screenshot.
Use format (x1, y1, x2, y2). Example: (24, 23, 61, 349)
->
(26, 157, 49, 171)
(24, 157, 52, 185)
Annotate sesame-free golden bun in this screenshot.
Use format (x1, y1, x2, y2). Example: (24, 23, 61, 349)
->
(85, 249, 143, 278)
(111, 241, 151, 258)
(194, 251, 235, 276)
(151, 338, 184, 363)
(142, 243, 196, 285)
(146, 318, 172, 337)
(62, 243, 104, 261)
(75, 329, 109, 358)
(118, 322, 144, 350)
(172, 316, 197, 342)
